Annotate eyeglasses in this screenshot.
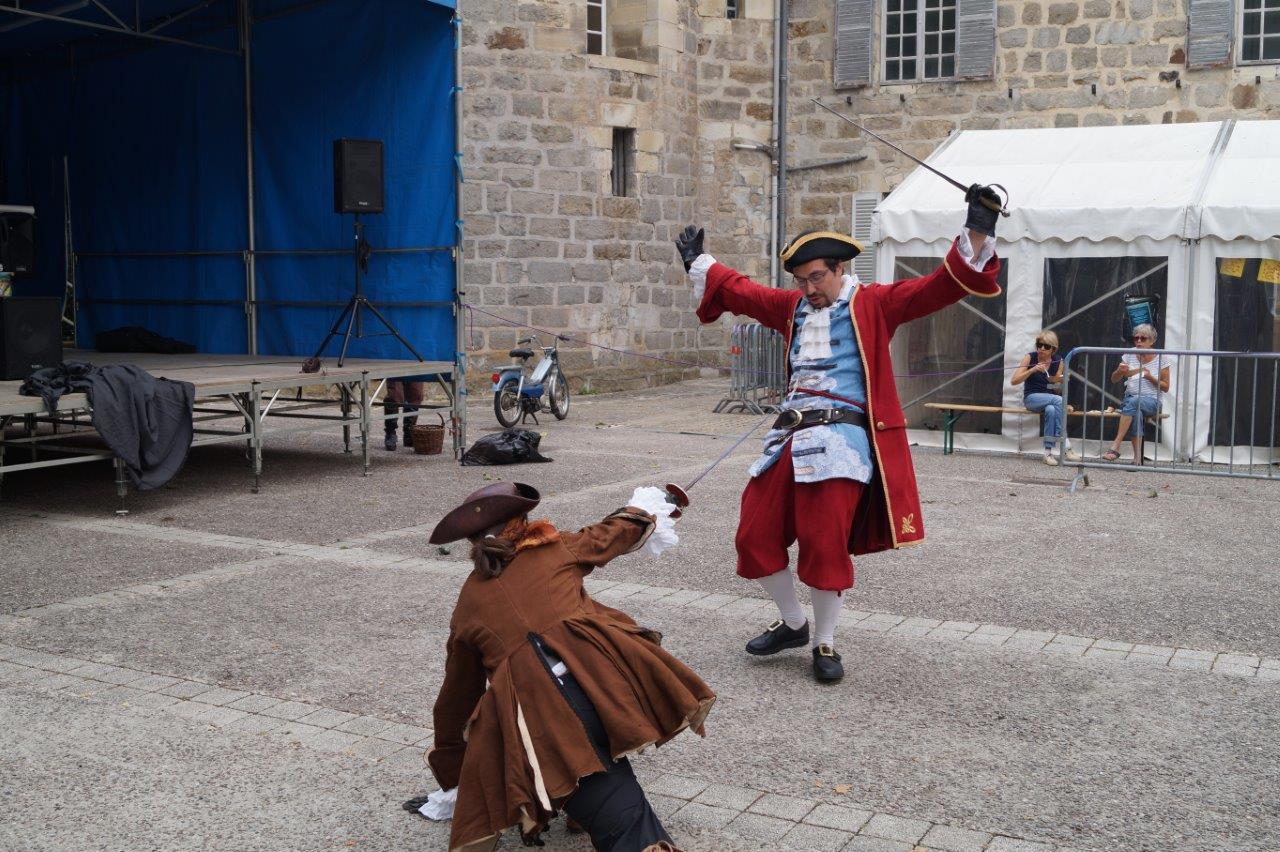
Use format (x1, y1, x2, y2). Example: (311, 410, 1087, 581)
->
(1133, 335, 1152, 342)
(1035, 342, 1055, 350)
(792, 269, 831, 289)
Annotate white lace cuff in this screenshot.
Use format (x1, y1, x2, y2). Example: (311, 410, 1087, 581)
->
(956, 231, 995, 272)
(688, 254, 716, 301)
(627, 486, 679, 557)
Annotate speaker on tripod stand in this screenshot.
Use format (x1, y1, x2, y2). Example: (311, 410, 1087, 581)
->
(312, 139, 424, 366)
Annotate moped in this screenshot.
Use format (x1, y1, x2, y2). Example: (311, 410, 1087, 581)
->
(491, 334, 570, 427)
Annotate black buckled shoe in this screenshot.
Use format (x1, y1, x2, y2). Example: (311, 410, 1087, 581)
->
(745, 619, 810, 656)
(812, 644, 844, 682)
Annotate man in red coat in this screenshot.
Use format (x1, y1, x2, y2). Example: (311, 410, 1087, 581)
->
(674, 187, 1003, 682)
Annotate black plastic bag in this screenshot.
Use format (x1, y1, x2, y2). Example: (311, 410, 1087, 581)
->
(461, 428, 553, 466)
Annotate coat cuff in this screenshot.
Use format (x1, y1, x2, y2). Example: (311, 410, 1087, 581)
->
(694, 262, 733, 323)
(942, 238, 1001, 298)
(427, 745, 465, 791)
(607, 507, 656, 553)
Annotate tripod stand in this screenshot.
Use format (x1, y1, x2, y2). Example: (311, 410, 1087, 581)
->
(312, 214, 425, 367)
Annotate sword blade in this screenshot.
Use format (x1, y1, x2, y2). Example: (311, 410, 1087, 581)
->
(810, 98, 969, 194)
(681, 412, 772, 492)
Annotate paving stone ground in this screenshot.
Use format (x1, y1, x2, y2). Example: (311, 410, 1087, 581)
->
(1, 379, 1276, 850)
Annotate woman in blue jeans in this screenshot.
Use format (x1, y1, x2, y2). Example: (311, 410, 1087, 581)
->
(1011, 330, 1080, 465)
(1103, 323, 1170, 464)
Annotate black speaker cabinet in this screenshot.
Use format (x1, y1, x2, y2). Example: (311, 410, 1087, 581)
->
(1, 297, 62, 380)
(333, 139, 384, 214)
(0, 207, 36, 275)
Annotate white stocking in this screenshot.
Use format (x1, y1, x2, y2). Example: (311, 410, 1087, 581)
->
(811, 589, 844, 648)
(756, 570, 806, 630)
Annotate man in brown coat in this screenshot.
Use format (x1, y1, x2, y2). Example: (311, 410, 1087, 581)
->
(423, 482, 715, 852)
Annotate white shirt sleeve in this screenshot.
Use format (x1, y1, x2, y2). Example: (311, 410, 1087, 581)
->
(688, 253, 716, 301)
(955, 231, 995, 272)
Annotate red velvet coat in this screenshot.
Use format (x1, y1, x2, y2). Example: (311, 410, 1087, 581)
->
(696, 239, 1001, 554)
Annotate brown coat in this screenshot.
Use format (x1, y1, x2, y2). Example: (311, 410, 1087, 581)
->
(427, 509, 716, 852)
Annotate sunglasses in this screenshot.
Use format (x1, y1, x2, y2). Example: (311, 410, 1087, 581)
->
(1133, 335, 1152, 342)
(1035, 342, 1055, 350)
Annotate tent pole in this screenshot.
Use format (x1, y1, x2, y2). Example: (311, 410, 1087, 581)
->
(241, 0, 258, 355)
(451, 11, 466, 458)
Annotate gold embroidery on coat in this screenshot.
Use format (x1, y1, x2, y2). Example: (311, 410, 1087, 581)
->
(900, 513, 917, 535)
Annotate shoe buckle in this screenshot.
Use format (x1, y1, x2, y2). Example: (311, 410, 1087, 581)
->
(817, 644, 836, 657)
(766, 619, 784, 632)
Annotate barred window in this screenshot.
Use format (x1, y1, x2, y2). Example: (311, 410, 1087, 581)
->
(884, 0, 957, 82)
(727, 0, 739, 19)
(1240, 0, 1280, 63)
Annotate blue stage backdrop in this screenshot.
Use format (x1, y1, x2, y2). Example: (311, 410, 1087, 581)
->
(0, 0, 457, 362)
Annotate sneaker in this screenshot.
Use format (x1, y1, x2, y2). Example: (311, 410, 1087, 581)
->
(1043, 452, 1059, 466)
(1065, 448, 1082, 462)
(812, 645, 844, 682)
(745, 619, 810, 656)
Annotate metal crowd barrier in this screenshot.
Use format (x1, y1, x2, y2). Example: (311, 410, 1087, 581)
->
(1060, 346, 1279, 491)
(713, 322, 787, 414)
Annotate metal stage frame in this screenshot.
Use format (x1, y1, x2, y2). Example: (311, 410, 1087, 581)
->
(0, 351, 458, 498)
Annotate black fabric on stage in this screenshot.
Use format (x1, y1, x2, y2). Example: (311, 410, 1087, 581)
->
(554, 665, 673, 852)
(18, 361, 195, 491)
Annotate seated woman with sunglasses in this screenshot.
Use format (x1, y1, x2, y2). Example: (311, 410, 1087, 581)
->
(1011, 330, 1080, 466)
(1103, 324, 1170, 464)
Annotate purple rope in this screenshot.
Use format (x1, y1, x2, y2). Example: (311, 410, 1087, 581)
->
(463, 303, 1033, 381)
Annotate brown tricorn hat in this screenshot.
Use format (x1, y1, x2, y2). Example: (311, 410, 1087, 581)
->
(429, 482, 541, 544)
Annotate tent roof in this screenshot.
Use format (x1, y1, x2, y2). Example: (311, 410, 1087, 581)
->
(875, 120, 1280, 245)
(1195, 121, 1280, 241)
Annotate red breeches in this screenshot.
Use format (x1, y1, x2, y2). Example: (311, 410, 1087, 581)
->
(734, 443, 863, 592)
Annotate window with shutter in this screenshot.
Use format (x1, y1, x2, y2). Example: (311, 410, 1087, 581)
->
(954, 0, 996, 79)
(836, 0, 875, 87)
(851, 192, 879, 283)
(1187, 0, 1233, 67)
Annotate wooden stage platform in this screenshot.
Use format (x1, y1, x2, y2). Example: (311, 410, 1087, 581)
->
(0, 350, 462, 497)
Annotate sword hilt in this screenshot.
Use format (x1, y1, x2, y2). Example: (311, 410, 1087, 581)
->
(663, 483, 690, 519)
(977, 183, 1012, 218)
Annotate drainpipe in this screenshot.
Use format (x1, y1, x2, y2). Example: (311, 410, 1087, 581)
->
(772, 0, 789, 287)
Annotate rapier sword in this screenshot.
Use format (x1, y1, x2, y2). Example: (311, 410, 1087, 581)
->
(810, 97, 1010, 217)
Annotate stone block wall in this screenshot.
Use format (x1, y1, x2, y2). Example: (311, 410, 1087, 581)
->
(460, 0, 713, 392)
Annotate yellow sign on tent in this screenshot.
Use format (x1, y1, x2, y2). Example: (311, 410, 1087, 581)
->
(1219, 257, 1246, 278)
(1258, 259, 1280, 285)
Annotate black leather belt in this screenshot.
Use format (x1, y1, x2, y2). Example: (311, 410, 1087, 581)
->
(772, 408, 868, 432)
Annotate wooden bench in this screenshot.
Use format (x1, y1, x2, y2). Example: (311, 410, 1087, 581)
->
(923, 402, 1170, 455)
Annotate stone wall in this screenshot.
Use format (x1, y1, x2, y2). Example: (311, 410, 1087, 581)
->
(459, 0, 712, 392)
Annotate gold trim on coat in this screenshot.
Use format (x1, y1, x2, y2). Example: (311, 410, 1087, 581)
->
(943, 257, 1000, 299)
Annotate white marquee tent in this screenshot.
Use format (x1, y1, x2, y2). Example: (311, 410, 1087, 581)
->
(870, 119, 1280, 460)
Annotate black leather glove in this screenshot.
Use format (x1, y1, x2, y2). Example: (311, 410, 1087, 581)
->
(674, 225, 705, 272)
(964, 184, 1002, 238)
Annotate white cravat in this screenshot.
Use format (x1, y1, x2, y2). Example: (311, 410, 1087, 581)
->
(796, 277, 857, 361)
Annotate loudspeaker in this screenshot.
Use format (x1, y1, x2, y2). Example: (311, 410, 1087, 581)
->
(333, 139, 384, 214)
(0, 208, 36, 275)
(1, 297, 62, 380)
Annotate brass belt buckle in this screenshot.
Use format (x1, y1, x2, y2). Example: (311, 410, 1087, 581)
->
(779, 409, 803, 430)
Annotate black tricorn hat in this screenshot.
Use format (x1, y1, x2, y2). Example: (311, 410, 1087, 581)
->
(429, 482, 541, 544)
(779, 230, 863, 273)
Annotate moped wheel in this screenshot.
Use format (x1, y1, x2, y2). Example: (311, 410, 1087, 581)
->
(494, 379, 521, 428)
(549, 366, 571, 420)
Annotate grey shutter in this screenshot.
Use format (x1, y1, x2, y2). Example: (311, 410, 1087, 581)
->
(835, 0, 874, 88)
(851, 192, 878, 283)
(1187, 0, 1232, 68)
(955, 0, 996, 79)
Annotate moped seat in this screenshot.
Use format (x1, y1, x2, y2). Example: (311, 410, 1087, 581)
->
(509, 348, 534, 359)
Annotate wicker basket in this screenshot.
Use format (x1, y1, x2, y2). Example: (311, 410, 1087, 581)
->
(410, 413, 446, 455)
